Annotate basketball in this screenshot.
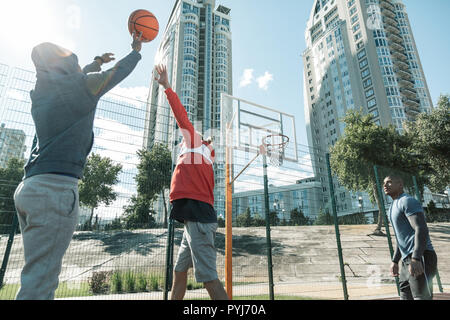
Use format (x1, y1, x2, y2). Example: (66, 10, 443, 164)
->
(128, 9, 159, 43)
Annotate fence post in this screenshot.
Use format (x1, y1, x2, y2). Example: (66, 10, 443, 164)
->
(412, 176, 444, 293)
(164, 218, 175, 300)
(325, 153, 348, 300)
(0, 214, 18, 287)
(262, 153, 275, 300)
(373, 165, 400, 296)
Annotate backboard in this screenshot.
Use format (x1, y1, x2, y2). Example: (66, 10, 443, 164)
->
(220, 93, 298, 163)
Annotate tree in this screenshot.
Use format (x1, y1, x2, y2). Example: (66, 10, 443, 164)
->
(252, 213, 266, 227)
(236, 208, 253, 227)
(123, 144, 172, 229)
(79, 153, 122, 230)
(122, 194, 156, 229)
(290, 208, 310, 226)
(0, 158, 25, 234)
(314, 208, 333, 225)
(405, 94, 450, 192)
(135, 144, 172, 226)
(269, 211, 280, 226)
(330, 109, 422, 235)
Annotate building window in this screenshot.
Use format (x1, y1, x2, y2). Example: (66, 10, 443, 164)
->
(368, 98, 377, 109)
(361, 68, 370, 79)
(366, 89, 375, 98)
(363, 78, 372, 88)
(359, 58, 368, 69)
(357, 48, 366, 60)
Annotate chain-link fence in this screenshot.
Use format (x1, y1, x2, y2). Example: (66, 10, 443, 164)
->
(0, 63, 448, 300)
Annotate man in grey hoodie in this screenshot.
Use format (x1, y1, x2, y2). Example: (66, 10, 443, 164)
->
(13, 35, 143, 300)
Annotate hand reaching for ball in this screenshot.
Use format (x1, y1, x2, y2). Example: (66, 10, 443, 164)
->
(154, 64, 171, 90)
(132, 32, 143, 53)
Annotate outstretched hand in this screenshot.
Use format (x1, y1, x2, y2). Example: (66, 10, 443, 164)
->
(154, 64, 171, 90)
(131, 32, 143, 52)
(95, 53, 115, 66)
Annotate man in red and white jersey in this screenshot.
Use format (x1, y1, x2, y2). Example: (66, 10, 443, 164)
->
(155, 64, 228, 300)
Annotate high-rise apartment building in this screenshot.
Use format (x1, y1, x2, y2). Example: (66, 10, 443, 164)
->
(303, 0, 433, 215)
(0, 123, 26, 168)
(144, 0, 232, 221)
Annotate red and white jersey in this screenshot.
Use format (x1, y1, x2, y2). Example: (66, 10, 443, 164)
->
(165, 88, 215, 207)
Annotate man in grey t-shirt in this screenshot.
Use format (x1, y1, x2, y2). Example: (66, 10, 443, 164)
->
(383, 175, 438, 300)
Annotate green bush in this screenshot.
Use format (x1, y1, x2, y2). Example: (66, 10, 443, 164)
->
(149, 274, 162, 291)
(136, 273, 148, 292)
(110, 271, 123, 294)
(123, 271, 136, 293)
(88, 271, 110, 295)
(186, 278, 203, 290)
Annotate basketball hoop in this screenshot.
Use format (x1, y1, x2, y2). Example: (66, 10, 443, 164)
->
(262, 134, 289, 167)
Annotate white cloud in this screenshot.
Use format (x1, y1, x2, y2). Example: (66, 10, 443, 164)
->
(105, 86, 149, 108)
(92, 117, 144, 171)
(256, 72, 274, 91)
(239, 68, 254, 87)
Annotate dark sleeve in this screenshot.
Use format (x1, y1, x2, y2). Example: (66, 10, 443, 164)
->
(407, 212, 429, 260)
(82, 61, 101, 74)
(85, 50, 141, 98)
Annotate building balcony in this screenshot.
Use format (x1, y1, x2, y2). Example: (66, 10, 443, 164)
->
(395, 59, 410, 71)
(389, 40, 405, 53)
(398, 78, 415, 89)
(380, 0, 395, 10)
(402, 96, 420, 108)
(394, 67, 412, 79)
(406, 107, 420, 114)
(383, 16, 400, 33)
(405, 107, 421, 118)
(400, 87, 417, 99)
(391, 49, 408, 61)
(384, 22, 400, 35)
(381, 7, 396, 20)
(387, 32, 403, 44)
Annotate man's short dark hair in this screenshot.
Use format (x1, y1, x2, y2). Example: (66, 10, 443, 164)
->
(385, 174, 404, 184)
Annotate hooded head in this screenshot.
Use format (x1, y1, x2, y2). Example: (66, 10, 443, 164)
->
(31, 42, 81, 76)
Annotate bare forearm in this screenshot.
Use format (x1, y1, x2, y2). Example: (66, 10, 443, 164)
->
(392, 246, 401, 264)
(407, 213, 429, 260)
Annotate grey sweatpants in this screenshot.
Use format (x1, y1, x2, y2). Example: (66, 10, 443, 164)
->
(13, 174, 79, 300)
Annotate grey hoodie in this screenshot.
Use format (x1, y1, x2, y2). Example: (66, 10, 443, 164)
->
(24, 42, 141, 179)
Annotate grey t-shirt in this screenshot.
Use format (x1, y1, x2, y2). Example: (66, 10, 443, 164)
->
(388, 193, 434, 259)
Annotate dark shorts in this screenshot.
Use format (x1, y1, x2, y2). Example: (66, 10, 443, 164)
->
(399, 250, 438, 300)
(170, 198, 217, 223)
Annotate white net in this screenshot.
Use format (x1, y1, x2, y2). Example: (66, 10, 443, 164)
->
(264, 134, 289, 167)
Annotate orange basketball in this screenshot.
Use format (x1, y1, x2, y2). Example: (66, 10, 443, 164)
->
(128, 9, 159, 43)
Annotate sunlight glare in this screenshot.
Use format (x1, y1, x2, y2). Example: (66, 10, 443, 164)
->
(0, 0, 77, 54)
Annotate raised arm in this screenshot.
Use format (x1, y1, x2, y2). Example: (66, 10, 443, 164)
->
(85, 34, 143, 98)
(155, 64, 199, 147)
(82, 53, 115, 74)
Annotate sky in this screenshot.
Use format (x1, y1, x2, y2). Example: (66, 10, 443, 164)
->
(0, 0, 449, 149)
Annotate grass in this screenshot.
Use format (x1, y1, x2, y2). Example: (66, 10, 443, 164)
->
(0, 282, 93, 300)
(190, 295, 319, 300)
(1, 277, 316, 300)
(232, 295, 320, 300)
